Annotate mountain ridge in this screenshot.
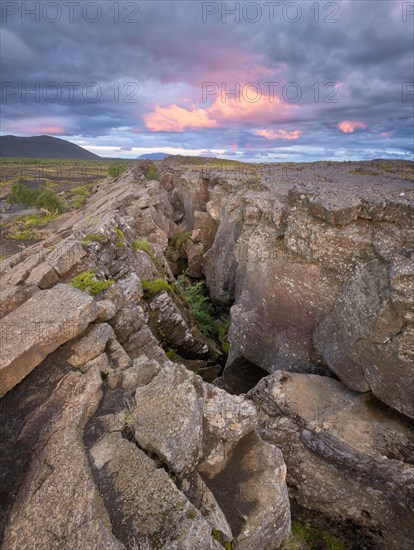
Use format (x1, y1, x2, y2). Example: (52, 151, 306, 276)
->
(0, 135, 101, 160)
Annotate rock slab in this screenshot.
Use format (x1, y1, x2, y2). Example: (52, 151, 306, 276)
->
(0, 284, 98, 398)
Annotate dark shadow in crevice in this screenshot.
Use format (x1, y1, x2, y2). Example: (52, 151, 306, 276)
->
(223, 356, 269, 395)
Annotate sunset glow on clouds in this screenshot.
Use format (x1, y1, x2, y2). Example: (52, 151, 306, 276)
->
(1, 0, 413, 161)
(256, 129, 302, 141)
(145, 91, 294, 132)
(337, 121, 368, 133)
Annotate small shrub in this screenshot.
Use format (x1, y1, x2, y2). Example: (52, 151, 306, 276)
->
(7, 182, 38, 208)
(35, 188, 66, 213)
(142, 278, 173, 296)
(8, 182, 65, 213)
(144, 165, 159, 181)
(71, 271, 114, 295)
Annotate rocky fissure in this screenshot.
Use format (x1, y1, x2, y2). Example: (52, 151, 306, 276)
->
(0, 159, 413, 549)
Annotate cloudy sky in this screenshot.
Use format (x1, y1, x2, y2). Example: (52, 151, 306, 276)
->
(1, 0, 413, 161)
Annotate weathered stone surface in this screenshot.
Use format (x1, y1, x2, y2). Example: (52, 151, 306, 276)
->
(204, 211, 240, 305)
(194, 165, 414, 417)
(2, 160, 412, 549)
(124, 324, 167, 362)
(199, 384, 258, 475)
(186, 211, 218, 278)
(227, 247, 341, 374)
(314, 257, 414, 418)
(202, 432, 291, 550)
(249, 371, 414, 550)
(81, 352, 111, 375)
(126, 360, 290, 548)
(106, 338, 131, 369)
(122, 355, 161, 391)
(149, 291, 209, 356)
(25, 260, 59, 289)
(0, 284, 98, 398)
(182, 472, 233, 541)
(96, 299, 117, 321)
(185, 239, 205, 278)
(133, 365, 204, 474)
(92, 433, 222, 549)
(2, 249, 47, 285)
(68, 322, 115, 368)
(47, 238, 86, 276)
(115, 273, 143, 302)
(3, 368, 124, 550)
(0, 284, 37, 319)
(109, 302, 146, 344)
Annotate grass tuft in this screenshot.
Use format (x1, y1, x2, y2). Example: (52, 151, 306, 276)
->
(71, 271, 114, 295)
(142, 278, 173, 297)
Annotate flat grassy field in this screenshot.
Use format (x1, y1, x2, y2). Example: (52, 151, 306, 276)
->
(0, 158, 132, 258)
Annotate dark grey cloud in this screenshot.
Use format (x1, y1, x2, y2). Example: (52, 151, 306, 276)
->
(1, 0, 413, 160)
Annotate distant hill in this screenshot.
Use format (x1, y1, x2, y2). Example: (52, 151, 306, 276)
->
(0, 135, 101, 160)
(137, 153, 171, 160)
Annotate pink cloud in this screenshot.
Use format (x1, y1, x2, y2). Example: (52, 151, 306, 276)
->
(337, 120, 367, 133)
(256, 128, 302, 140)
(145, 93, 295, 132)
(378, 131, 394, 138)
(182, 51, 283, 87)
(145, 103, 217, 131)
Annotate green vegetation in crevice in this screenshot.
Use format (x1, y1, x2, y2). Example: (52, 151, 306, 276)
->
(133, 239, 164, 274)
(114, 227, 126, 247)
(218, 317, 230, 354)
(283, 521, 348, 550)
(166, 348, 179, 361)
(176, 271, 216, 338)
(211, 528, 232, 549)
(157, 326, 168, 347)
(71, 271, 114, 295)
(81, 232, 107, 245)
(176, 271, 230, 351)
(170, 231, 192, 250)
(142, 278, 173, 297)
(144, 165, 159, 181)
